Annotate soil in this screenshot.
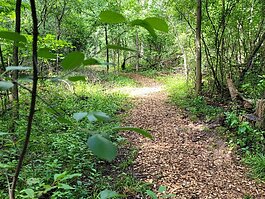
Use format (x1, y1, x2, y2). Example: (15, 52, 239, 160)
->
(120, 74, 265, 199)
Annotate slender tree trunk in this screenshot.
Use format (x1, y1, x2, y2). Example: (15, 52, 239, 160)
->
(10, 0, 22, 133)
(105, 26, 109, 72)
(135, 30, 140, 71)
(9, 0, 38, 198)
(195, 0, 202, 96)
(0, 45, 5, 71)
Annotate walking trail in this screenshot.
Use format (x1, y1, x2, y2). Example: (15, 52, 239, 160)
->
(118, 74, 265, 199)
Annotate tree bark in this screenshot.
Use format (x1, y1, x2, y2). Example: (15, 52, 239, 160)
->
(135, 30, 140, 71)
(10, 0, 22, 133)
(255, 99, 265, 129)
(0, 45, 5, 72)
(105, 26, 109, 72)
(9, 0, 38, 198)
(195, 0, 202, 96)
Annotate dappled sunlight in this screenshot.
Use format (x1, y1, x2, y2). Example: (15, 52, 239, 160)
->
(112, 85, 164, 97)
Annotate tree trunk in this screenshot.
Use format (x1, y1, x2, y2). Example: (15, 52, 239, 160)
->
(10, 0, 22, 133)
(0, 45, 5, 72)
(135, 30, 140, 71)
(10, 0, 39, 198)
(105, 26, 109, 72)
(255, 99, 265, 129)
(195, 0, 202, 96)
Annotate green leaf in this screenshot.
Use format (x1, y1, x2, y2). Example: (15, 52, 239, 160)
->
(0, 163, 12, 169)
(87, 113, 98, 122)
(0, 31, 27, 43)
(54, 171, 67, 182)
(73, 112, 88, 121)
(22, 189, 35, 198)
(99, 190, 120, 199)
(61, 52, 84, 70)
(158, 185, 167, 193)
(87, 111, 110, 122)
(58, 183, 74, 190)
(68, 76, 86, 82)
(106, 44, 136, 52)
(57, 117, 72, 124)
(6, 66, 32, 71)
(0, 132, 8, 136)
(0, 81, 14, 91)
(145, 17, 169, 32)
(61, 173, 81, 181)
(38, 48, 56, 59)
(87, 134, 117, 162)
(146, 190, 158, 199)
(99, 10, 126, 24)
(131, 19, 157, 38)
(26, 178, 40, 186)
(113, 127, 152, 139)
(93, 111, 110, 121)
(83, 58, 100, 65)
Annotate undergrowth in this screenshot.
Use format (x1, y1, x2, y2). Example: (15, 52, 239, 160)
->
(0, 73, 148, 198)
(157, 74, 223, 121)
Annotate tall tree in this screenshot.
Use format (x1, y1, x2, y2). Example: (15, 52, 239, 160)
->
(195, 0, 202, 96)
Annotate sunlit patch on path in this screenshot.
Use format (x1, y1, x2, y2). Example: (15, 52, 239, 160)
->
(112, 86, 164, 97)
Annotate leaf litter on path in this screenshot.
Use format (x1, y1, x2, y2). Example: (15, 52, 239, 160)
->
(119, 73, 265, 199)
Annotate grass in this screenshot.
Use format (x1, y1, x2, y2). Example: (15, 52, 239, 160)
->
(243, 153, 265, 181)
(156, 74, 223, 121)
(0, 73, 148, 198)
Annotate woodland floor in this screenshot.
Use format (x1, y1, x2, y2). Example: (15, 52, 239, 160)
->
(118, 74, 265, 199)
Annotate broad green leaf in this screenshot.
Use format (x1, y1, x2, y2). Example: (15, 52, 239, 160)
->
(0, 132, 8, 136)
(87, 134, 117, 162)
(22, 189, 35, 198)
(61, 52, 84, 70)
(0, 81, 14, 91)
(58, 183, 74, 190)
(158, 185, 167, 193)
(93, 111, 110, 121)
(106, 44, 136, 52)
(57, 117, 72, 124)
(0, 163, 12, 169)
(113, 127, 152, 139)
(61, 173, 81, 181)
(54, 171, 67, 182)
(83, 58, 100, 65)
(131, 19, 157, 38)
(26, 178, 40, 186)
(87, 113, 98, 122)
(146, 190, 157, 199)
(0, 31, 27, 43)
(38, 48, 56, 59)
(99, 190, 120, 199)
(73, 112, 88, 121)
(87, 112, 110, 122)
(6, 66, 32, 71)
(99, 10, 126, 24)
(145, 17, 169, 32)
(68, 76, 86, 82)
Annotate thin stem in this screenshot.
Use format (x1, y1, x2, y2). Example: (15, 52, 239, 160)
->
(9, 0, 38, 198)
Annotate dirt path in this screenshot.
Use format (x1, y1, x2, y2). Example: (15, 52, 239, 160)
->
(122, 74, 265, 199)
